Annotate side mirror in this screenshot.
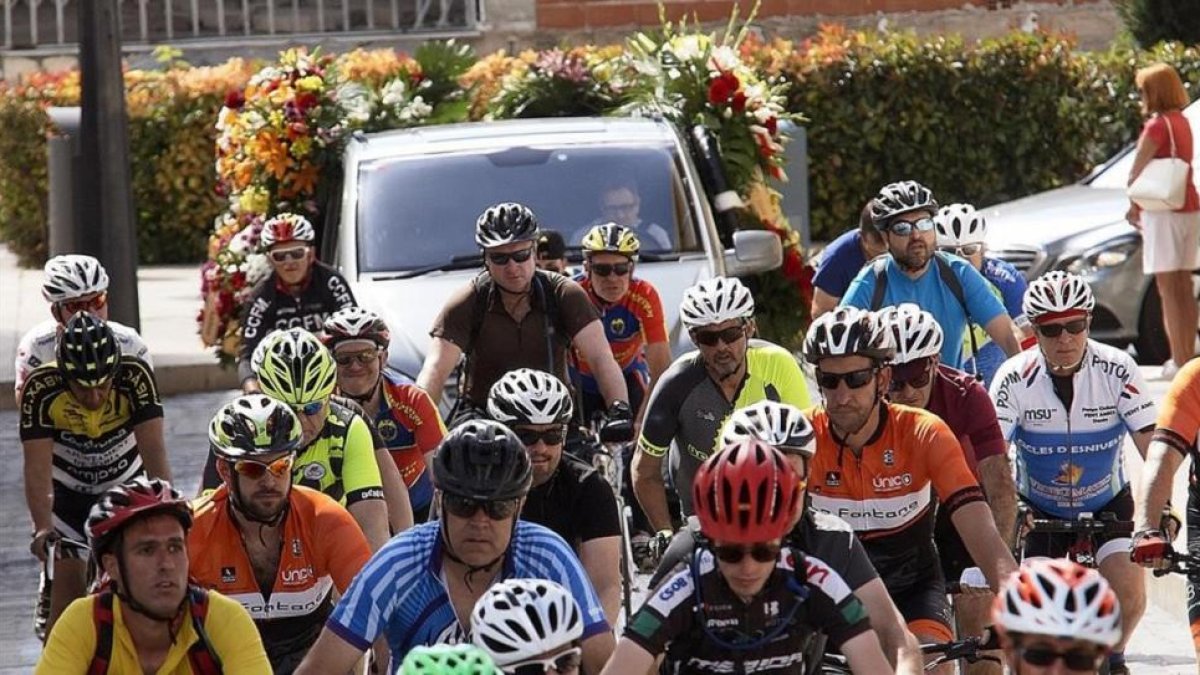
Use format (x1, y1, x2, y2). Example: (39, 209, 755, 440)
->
(724, 230, 783, 276)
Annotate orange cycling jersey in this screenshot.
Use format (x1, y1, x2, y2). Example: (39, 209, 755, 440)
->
(807, 403, 985, 593)
(574, 276, 668, 375)
(187, 485, 371, 668)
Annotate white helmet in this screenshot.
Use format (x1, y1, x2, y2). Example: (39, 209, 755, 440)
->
(471, 579, 584, 668)
(260, 213, 316, 249)
(993, 558, 1122, 649)
(1023, 271, 1094, 322)
(935, 203, 987, 247)
(720, 401, 815, 457)
(487, 369, 573, 426)
(680, 277, 755, 328)
(878, 303, 944, 365)
(803, 307, 893, 364)
(42, 254, 110, 303)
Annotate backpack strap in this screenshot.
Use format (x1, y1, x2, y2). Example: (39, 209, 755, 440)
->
(868, 257, 890, 311)
(933, 253, 981, 378)
(185, 585, 224, 675)
(87, 592, 117, 675)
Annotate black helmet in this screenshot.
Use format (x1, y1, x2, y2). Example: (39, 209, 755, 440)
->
(57, 312, 122, 386)
(868, 180, 938, 230)
(432, 420, 532, 501)
(208, 395, 304, 461)
(475, 203, 539, 249)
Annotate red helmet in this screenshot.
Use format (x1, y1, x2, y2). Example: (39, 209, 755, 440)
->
(693, 439, 802, 544)
(85, 477, 193, 556)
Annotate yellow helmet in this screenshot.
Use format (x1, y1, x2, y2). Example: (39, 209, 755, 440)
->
(581, 223, 639, 259)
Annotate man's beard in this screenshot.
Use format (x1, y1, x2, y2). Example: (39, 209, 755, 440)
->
(894, 242, 931, 272)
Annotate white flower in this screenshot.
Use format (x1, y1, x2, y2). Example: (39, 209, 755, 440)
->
(670, 35, 709, 62)
(709, 46, 740, 73)
(381, 78, 408, 107)
(337, 82, 374, 125)
(399, 96, 433, 122)
(243, 254, 272, 286)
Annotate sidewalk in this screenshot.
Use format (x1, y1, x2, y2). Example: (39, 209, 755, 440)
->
(0, 245, 238, 410)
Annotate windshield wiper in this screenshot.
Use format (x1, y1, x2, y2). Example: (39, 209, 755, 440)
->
(372, 254, 482, 280)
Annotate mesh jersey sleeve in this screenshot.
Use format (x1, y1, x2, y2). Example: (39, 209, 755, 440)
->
(342, 416, 385, 505)
(315, 494, 373, 591)
(1154, 359, 1200, 454)
(34, 596, 96, 674)
(916, 413, 985, 514)
(637, 357, 693, 457)
(633, 281, 669, 344)
(206, 592, 273, 674)
(1116, 354, 1158, 433)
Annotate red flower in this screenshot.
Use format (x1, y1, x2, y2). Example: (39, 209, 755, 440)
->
(707, 71, 739, 105)
(765, 116, 778, 135)
(224, 89, 245, 109)
(731, 92, 747, 113)
(294, 91, 320, 113)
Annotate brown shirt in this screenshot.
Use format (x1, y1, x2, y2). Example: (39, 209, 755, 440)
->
(430, 271, 598, 407)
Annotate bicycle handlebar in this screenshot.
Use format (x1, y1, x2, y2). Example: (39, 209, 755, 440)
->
(1153, 548, 1200, 578)
(920, 630, 1001, 670)
(1027, 517, 1133, 535)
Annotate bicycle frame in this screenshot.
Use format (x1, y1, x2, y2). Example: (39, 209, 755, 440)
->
(1011, 505, 1133, 568)
(588, 436, 639, 625)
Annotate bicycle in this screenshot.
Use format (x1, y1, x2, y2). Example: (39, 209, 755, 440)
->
(1010, 504, 1134, 567)
(1151, 547, 1200, 578)
(921, 630, 1002, 672)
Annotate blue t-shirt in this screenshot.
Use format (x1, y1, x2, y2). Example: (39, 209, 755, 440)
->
(964, 256, 1029, 386)
(841, 253, 1007, 368)
(326, 521, 609, 657)
(813, 230, 870, 298)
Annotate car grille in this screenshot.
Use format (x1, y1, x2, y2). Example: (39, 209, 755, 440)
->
(989, 245, 1044, 278)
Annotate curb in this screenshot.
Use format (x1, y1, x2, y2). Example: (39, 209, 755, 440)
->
(1, 362, 239, 411)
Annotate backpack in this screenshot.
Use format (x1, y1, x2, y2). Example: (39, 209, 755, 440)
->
(88, 585, 224, 675)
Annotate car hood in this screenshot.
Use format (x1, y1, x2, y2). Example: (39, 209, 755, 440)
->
(983, 184, 1128, 249)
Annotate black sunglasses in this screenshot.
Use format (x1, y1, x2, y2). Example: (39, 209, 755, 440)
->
(516, 427, 565, 446)
(815, 367, 876, 391)
(712, 542, 781, 564)
(691, 325, 746, 347)
(486, 247, 535, 266)
(939, 243, 983, 257)
(442, 494, 522, 520)
(888, 217, 935, 237)
(1016, 645, 1102, 671)
(890, 358, 934, 391)
(333, 350, 379, 367)
(589, 262, 632, 277)
(1034, 318, 1089, 338)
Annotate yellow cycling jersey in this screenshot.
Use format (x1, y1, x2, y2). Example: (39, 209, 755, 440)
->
(293, 399, 384, 506)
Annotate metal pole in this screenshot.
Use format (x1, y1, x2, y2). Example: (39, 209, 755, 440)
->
(79, 0, 140, 330)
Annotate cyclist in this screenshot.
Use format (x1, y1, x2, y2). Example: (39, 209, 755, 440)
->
(400, 644, 501, 674)
(238, 213, 356, 392)
(650, 399, 924, 674)
(293, 421, 613, 675)
(471, 579, 585, 675)
(605, 438, 892, 674)
(37, 477, 271, 674)
(487, 368, 622, 624)
(992, 558, 1122, 675)
(634, 276, 811, 563)
(934, 203, 1032, 386)
(188, 395, 373, 672)
(15, 253, 152, 400)
(803, 307, 1017, 656)
(990, 271, 1154, 675)
(810, 200, 888, 319)
(22, 312, 170, 635)
(323, 307, 446, 522)
(841, 180, 1021, 369)
(417, 202, 632, 437)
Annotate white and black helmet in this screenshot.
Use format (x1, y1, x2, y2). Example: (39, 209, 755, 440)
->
(1023, 271, 1095, 322)
(868, 180, 938, 229)
(42, 254, 110, 303)
(487, 368, 573, 426)
(680, 277, 755, 328)
(321, 306, 390, 350)
(475, 202, 539, 249)
(720, 401, 816, 457)
(879, 303, 944, 365)
(803, 307, 893, 364)
(471, 579, 584, 668)
(935, 204, 987, 247)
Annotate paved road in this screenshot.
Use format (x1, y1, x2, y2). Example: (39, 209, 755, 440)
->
(1, 387, 1198, 672)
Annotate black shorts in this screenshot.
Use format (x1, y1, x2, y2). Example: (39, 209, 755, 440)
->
(52, 483, 113, 559)
(1020, 487, 1134, 562)
(891, 573, 954, 642)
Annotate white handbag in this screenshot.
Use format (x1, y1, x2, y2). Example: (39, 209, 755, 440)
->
(1128, 113, 1192, 211)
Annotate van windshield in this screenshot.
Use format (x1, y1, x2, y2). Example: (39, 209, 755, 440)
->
(355, 143, 700, 273)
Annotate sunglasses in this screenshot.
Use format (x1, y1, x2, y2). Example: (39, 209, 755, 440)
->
(333, 349, 379, 367)
(516, 428, 565, 446)
(291, 400, 325, 417)
(939, 243, 983, 257)
(442, 494, 522, 520)
(269, 246, 308, 263)
(485, 247, 535, 266)
(712, 542, 781, 564)
(589, 262, 631, 277)
(890, 358, 934, 391)
(691, 325, 745, 347)
(509, 647, 583, 674)
(602, 201, 638, 215)
(1016, 645, 1102, 671)
(888, 217, 935, 237)
(815, 367, 876, 391)
(59, 292, 108, 315)
(231, 455, 293, 480)
(1035, 318, 1089, 338)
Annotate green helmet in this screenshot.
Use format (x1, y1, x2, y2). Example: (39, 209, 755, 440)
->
(208, 394, 303, 461)
(398, 644, 500, 675)
(252, 328, 337, 404)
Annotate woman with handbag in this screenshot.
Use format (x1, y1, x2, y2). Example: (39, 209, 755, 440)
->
(1127, 62, 1199, 379)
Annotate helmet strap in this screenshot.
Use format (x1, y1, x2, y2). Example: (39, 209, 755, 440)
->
(228, 474, 290, 528)
(438, 516, 512, 593)
(111, 547, 187, 628)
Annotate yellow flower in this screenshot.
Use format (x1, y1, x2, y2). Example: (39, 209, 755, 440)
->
(238, 187, 270, 215)
(291, 136, 312, 158)
(296, 75, 324, 92)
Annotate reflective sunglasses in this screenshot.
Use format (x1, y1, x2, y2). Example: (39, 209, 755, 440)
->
(712, 542, 781, 564)
(333, 349, 379, 367)
(232, 455, 293, 480)
(890, 358, 934, 391)
(815, 367, 876, 391)
(509, 647, 583, 674)
(691, 325, 745, 347)
(485, 247, 535, 266)
(442, 494, 522, 520)
(59, 292, 108, 315)
(1016, 645, 1103, 671)
(269, 246, 308, 263)
(291, 400, 325, 417)
(939, 243, 983, 257)
(516, 428, 565, 446)
(888, 217, 936, 237)
(1035, 318, 1089, 338)
(589, 262, 631, 277)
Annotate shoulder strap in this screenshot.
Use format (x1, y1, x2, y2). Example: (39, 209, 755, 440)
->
(185, 586, 225, 675)
(868, 257, 889, 310)
(934, 253, 981, 376)
(87, 592, 117, 675)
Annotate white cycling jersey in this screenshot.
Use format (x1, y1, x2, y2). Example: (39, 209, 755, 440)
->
(14, 318, 153, 394)
(989, 339, 1156, 518)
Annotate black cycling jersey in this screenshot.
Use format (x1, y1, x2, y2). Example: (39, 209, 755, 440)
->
(520, 453, 621, 550)
(237, 262, 356, 381)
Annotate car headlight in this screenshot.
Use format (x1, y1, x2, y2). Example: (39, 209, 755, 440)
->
(1060, 237, 1139, 276)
